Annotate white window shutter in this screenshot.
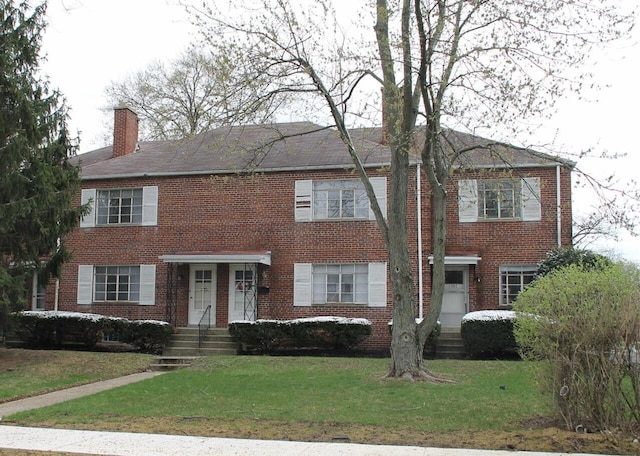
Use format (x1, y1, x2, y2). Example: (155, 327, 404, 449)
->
(293, 263, 312, 306)
(142, 186, 158, 226)
(295, 180, 312, 221)
(521, 177, 541, 221)
(369, 177, 387, 220)
(458, 180, 478, 223)
(368, 262, 387, 307)
(80, 189, 96, 228)
(77, 265, 93, 305)
(139, 265, 156, 305)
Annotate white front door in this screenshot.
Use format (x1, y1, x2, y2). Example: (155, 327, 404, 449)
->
(440, 266, 468, 329)
(189, 265, 217, 326)
(228, 264, 257, 323)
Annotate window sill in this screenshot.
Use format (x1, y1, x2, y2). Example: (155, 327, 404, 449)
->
(312, 302, 368, 307)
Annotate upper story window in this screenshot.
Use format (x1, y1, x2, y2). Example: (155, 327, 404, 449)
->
(80, 186, 158, 228)
(97, 189, 143, 225)
(313, 180, 369, 220)
(478, 179, 521, 219)
(295, 177, 387, 222)
(458, 177, 541, 223)
(500, 265, 536, 306)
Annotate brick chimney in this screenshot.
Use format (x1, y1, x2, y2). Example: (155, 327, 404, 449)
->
(113, 104, 139, 158)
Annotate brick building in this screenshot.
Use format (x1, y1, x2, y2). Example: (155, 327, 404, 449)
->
(34, 106, 573, 351)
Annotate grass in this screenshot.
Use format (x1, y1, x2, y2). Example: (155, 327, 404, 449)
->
(0, 349, 152, 402)
(3, 351, 639, 454)
(9, 356, 549, 431)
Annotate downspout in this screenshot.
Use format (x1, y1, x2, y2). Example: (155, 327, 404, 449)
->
(417, 163, 424, 320)
(54, 237, 60, 311)
(556, 165, 562, 247)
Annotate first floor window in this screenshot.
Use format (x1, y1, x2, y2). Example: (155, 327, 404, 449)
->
(500, 265, 536, 305)
(94, 266, 140, 302)
(312, 264, 368, 304)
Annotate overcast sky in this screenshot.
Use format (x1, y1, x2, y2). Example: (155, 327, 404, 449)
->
(40, 0, 640, 262)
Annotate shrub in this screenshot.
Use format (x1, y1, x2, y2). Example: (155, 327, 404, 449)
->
(13, 311, 104, 348)
(12, 311, 172, 353)
(229, 317, 372, 353)
(514, 262, 640, 432)
(121, 320, 173, 354)
(461, 311, 518, 357)
(535, 246, 611, 279)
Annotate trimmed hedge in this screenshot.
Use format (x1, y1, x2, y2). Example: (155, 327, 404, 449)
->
(461, 310, 518, 357)
(12, 311, 172, 354)
(229, 317, 372, 353)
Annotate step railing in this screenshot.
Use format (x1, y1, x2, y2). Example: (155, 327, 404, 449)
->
(198, 305, 212, 347)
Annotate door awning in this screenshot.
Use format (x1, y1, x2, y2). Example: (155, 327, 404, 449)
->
(428, 254, 481, 265)
(160, 250, 271, 266)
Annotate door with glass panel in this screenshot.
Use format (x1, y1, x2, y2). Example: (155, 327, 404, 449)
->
(228, 264, 257, 323)
(189, 265, 217, 326)
(440, 266, 468, 329)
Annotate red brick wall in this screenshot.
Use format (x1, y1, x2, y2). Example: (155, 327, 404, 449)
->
(112, 107, 138, 158)
(51, 163, 571, 351)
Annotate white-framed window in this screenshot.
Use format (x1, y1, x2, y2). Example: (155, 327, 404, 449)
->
(96, 188, 143, 225)
(293, 262, 387, 307)
(80, 186, 158, 227)
(77, 264, 156, 305)
(312, 264, 369, 304)
(94, 266, 140, 302)
(295, 178, 387, 222)
(458, 177, 541, 223)
(499, 265, 536, 305)
(478, 179, 521, 219)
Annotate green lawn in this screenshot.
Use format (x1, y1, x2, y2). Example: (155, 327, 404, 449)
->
(8, 356, 551, 432)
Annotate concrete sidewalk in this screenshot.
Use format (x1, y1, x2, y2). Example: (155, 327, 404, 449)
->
(0, 425, 602, 456)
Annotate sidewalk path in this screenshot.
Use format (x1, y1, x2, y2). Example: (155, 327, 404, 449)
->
(0, 425, 603, 456)
(0, 371, 164, 417)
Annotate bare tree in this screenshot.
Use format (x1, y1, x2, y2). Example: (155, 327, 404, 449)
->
(104, 47, 284, 141)
(186, 0, 633, 380)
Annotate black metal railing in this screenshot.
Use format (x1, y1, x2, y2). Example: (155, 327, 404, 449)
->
(198, 305, 212, 347)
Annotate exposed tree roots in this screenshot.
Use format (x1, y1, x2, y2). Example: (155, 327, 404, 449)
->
(384, 367, 455, 384)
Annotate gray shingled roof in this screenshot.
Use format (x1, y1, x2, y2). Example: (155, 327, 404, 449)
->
(73, 122, 572, 180)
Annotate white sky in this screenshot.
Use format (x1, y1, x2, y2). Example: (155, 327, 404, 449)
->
(40, 0, 640, 262)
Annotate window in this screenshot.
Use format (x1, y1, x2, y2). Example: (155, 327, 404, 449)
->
(312, 264, 368, 303)
(458, 178, 541, 223)
(293, 262, 387, 307)
(295, 178, 387, 222)
(80, 186, 158, 227)
(313, 181, 369, 220)
(500, 265, 536, 305)
(96, 188, 143, 225)
(77, 264, 156, 305)
(94, 266, 140, 302)
(478, 179, 521, 219)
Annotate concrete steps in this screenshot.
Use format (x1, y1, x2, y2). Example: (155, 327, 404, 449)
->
(435, 330, 466, 359)
(150, 356, 200, 371)
(162, 327, 240, 357)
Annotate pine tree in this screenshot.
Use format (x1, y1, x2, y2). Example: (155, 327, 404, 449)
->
(0, 0, 84, 328)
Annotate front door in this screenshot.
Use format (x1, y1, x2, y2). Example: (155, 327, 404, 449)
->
(440, 266, 468, 329)
(228, 264, 257, 323)
(189, 265, 217, 326)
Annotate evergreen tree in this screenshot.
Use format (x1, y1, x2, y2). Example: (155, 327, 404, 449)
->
(0, 0, 84, 328)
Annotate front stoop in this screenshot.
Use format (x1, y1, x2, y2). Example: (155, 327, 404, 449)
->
(435, 330, 466, 359)
(162, 327, 240, 357)
(150, 356, 199, 371)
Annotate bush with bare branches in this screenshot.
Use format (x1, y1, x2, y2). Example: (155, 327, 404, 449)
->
(514, 263, 640, 432)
